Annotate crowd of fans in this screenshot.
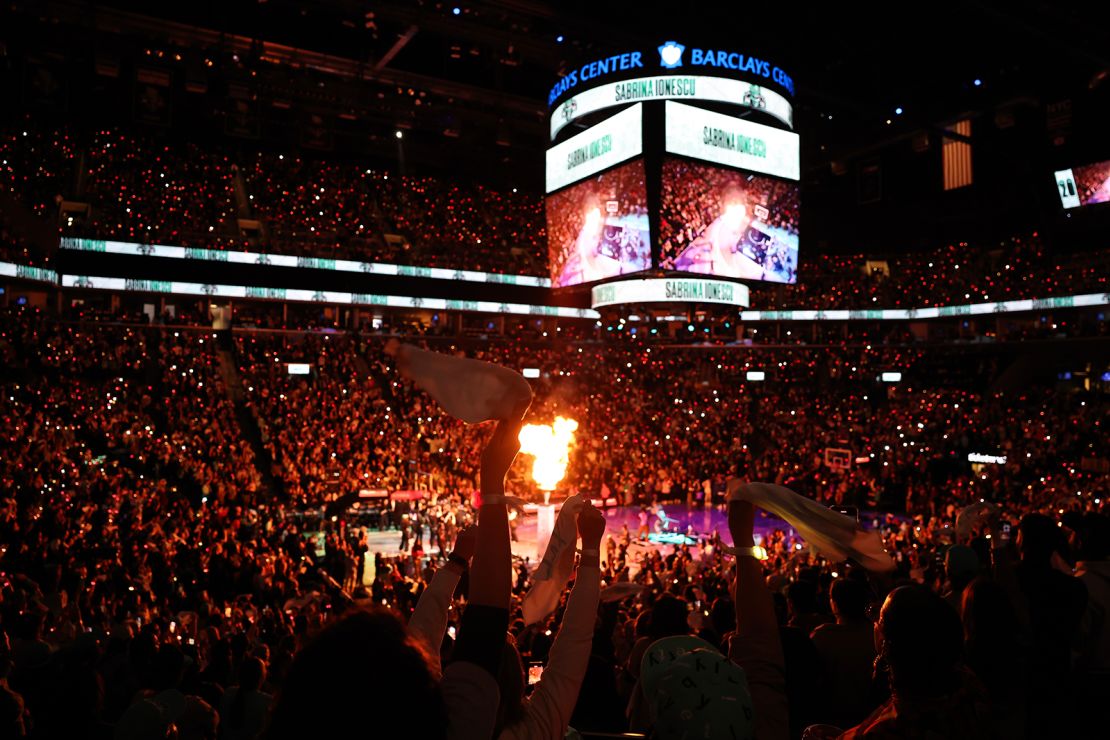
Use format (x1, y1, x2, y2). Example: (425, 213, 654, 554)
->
(242, 154, 544, 274)
(659, 157, 801, 284)
(1072, 161, 1110, 208)
(545, 160, 652, 286)
(80, 130, 241, 251)
(0, 125, 545, 274)
(236, 332, 491, 505)
(764, 234, 1110, 310)
(2, 124, 1109, 307)
(0, 211, 45, 268)
(0, 128, 77, 219)
(2, 304, 1108, 737)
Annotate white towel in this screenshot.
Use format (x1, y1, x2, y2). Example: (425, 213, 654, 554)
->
(522, 495, 586, 624)
(728, 481, 894, 572)
(386, 340, 532, 423)
(600, 582, 646, 603)
(955, 501, 997, 540)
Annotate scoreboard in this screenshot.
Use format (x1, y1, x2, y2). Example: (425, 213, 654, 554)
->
(544, 39, 800, 302)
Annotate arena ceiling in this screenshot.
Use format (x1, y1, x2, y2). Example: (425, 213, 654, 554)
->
(7, 0, 1110, 250)
(15, 1, 1109, 158)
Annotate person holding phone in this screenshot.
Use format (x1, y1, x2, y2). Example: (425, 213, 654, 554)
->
(261, 419, 522, 740)
(527, 663, 544, 685)
(412, 461, 605, 740)
(409, 525, 478, 677)
(497, 504, 604, 740)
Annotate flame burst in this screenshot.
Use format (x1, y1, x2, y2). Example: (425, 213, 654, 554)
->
(518, 417, 579, 491)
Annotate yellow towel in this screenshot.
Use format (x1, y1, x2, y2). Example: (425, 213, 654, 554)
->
(728, 481, 894, 572)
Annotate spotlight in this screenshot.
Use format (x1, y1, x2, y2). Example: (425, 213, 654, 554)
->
(395, 130, 403, 139)
(895, 107, 903, 115)
(452, 7, 461, 15)
(556, 35, 564, 43)
(973, 78, 982, 87)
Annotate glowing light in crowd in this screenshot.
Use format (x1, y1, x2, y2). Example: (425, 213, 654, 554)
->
(722, 203, 747, 228)
(518, 417, 579, 491)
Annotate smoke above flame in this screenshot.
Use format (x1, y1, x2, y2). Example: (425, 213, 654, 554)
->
(518, 416, 579, 491)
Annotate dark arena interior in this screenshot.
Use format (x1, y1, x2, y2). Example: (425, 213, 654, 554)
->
(2, 2, 1110, 738)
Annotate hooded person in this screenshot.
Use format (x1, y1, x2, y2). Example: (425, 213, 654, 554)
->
(639, 635, 756, 740)
(942, 545, 981, 612)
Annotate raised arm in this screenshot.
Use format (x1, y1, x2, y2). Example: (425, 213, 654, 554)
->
(517, 505, 605, 740)
(471, 419, 521, 610)
(728, 495, 779, 643)
(409, 526, 474, 677)
(727, 483, 789, 740)
(442, 420, 523, 740)
(985, 511, 1030, 633)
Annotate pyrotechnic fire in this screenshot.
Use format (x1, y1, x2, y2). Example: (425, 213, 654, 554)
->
(518, 416, 579, 491)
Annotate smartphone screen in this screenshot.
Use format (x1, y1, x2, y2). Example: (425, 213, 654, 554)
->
(447, 626, 457, 640)
(527, 664, 544, 685)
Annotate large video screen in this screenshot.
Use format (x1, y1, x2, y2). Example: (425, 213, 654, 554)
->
(659, 157, 799, 284)
(1056, 160, 1110, 209)
(545, 103, 642, 194)
(546, 158, 651, 287)
(664, 101, 800, 182)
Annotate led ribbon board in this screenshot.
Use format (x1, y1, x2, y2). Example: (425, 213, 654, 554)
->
(591, 277, 750, 308)
(551, 75, 794, 140)
(546, 104, 644, 193)
(0, 261, 58, 284)
(59, 238, 550, 287)
(740, 292, 1110, 320)
(664, 101, 800, 181)
(60, 274, 600, 319)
